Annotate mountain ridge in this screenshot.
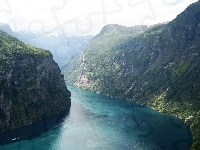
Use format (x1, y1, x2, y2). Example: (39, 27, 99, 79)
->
(63, 1, 200, 149)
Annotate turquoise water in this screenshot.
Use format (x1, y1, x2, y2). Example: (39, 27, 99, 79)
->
(0, 85, 192, 150)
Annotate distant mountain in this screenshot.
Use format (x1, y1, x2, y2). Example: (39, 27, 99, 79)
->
(0, 23, 14, 36)
(0, 23, 93, 67)
(15, 31, 93, 67)
(62, 1, 200, 149)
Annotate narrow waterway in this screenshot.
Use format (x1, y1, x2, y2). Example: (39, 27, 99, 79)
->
(0, 84, 192, 150)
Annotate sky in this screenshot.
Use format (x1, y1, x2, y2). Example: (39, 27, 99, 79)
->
(0, 0, 198, 36)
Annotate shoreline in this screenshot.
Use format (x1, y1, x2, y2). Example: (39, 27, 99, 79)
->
(70, 84, 196, 149)
(146, 106, 198, 150)
(0, 109, 70, 145)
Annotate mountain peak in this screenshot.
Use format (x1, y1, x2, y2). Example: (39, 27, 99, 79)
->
(97, 24, 147, 37)
(170, 0, 200, 27)
(99, 24, 127, 34)
(167, 0, 200, 41)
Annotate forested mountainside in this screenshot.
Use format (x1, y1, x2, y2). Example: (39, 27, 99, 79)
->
(0, 30, 71, 133)
(62, 1, 200, 149)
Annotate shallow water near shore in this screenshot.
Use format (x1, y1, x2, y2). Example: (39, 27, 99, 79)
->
(0, 84, 192, 150)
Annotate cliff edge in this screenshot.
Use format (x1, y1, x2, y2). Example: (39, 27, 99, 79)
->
(0, 30, 71, 133)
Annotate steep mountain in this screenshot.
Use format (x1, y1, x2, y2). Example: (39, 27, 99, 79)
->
(0, 30, 71, 141)
(62, 1, 200, 149)
(62, 24, 148, 84)
(15, 31, 93, 67)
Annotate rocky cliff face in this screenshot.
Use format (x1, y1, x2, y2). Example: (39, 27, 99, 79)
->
(63, 1, 200, 149)
(0, 30, 71, 133)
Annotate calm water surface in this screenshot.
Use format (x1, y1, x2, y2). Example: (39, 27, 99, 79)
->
(0, 85, 192, 150)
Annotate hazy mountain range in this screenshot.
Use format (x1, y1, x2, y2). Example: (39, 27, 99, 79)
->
(0, 23, 93, 67)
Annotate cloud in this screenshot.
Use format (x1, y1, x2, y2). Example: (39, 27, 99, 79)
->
(0, 0, 197, 36)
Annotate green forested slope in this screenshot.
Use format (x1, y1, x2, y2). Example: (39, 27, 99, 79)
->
(0, 30, 50, 74)
(63, 1, 200, 149)
(0, 30, 71, 133)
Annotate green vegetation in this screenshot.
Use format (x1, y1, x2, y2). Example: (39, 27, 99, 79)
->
(0, 30, 51, 75)
(171, 62, 190, 77)
(0, 30, 71, 133)
(63, 1, 200, 149)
